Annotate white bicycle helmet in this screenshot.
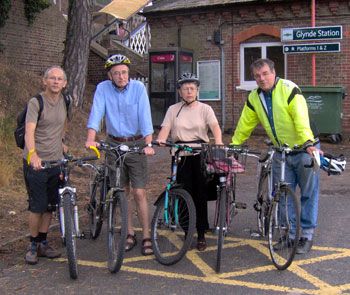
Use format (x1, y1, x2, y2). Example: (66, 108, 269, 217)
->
(105, 54, 131, 71)
(321, 153, 346, 175)
(177, 73, 200, 89)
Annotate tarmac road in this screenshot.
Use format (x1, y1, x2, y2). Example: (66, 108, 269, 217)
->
(1, 135, 350, 295)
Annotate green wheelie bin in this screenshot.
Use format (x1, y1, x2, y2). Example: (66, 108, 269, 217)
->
(300, 86, 346, 143)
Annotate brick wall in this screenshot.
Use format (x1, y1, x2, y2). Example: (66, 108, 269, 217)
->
(0, 0, 67, 76)
(145, 0, 350, 136)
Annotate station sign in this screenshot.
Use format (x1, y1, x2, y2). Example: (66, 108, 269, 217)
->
(281, 26, 342, 42)
(283, 43, 340, 54)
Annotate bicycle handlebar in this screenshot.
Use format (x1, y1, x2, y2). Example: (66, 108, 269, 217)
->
(28, 146, 100, 167)
(152, 141, 202, 152)
(97, 141, 143, 154)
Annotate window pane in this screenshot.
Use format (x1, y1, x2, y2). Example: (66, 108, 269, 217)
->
(267, 46, 284, 78)
(244, 47, 261, 80)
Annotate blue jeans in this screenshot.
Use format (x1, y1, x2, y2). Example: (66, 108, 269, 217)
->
(272, 144, 320, 241)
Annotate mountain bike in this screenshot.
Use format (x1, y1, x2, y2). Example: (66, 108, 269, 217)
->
(254, 141, 303, 270)
(86, 141, 142, 273)
(27, 148, 100, 279)
(151, 141, 200, 265)
(203, 144, 260, 273)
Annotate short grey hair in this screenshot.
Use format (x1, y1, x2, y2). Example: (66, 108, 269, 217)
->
(44, 66, 67, 80)
(250, 58, 275, 77)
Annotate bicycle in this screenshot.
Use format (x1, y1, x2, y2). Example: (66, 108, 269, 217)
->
(254, 140, 304, 270)
(27, 148, 100, 279)
(202, 144, 260, 273)
(151, 141, 199, 265)
(86, 141, 142, 273)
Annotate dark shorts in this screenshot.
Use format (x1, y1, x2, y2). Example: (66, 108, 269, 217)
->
(23, 159, 61, 213)
(106, 136, 148, 189)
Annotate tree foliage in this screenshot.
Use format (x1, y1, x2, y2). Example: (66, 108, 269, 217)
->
(23, 0, 51, 25)
(63, 0, 93, 107)
(0, 0, 11, 27)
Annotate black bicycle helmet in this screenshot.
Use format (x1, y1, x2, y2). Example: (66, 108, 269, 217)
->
(320, 153, 346, 175)
(105, 54, 131, 71)
(177, 73, 200, 89)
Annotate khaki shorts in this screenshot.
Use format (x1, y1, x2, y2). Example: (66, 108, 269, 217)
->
(106, 136, 148, 189)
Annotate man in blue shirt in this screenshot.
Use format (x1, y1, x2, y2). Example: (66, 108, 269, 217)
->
(85, 54, 154, 255)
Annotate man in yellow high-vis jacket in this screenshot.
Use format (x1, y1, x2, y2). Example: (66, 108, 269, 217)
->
(232, 58, 322, 254)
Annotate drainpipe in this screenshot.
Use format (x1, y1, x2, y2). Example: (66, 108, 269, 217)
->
(221, 45, 226, 132)
(312, 0, 316, 86)
(215, 25, 226, 132)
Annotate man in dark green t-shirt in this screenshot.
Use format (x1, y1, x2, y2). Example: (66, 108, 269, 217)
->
(23, 66, 69, 264)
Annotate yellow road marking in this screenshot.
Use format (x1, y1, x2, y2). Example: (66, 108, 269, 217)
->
(54, 234, 349, 295)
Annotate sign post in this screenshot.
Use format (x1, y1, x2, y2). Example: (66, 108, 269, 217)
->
(283, 42, 340, 54)
(281, 26, 342, 42)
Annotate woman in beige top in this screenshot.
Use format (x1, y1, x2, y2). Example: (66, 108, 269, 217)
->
(157, 73, 223, 251)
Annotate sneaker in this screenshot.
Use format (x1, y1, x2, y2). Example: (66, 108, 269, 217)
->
(296, 237, 313, 254)
(37, 240, 61, 258)
(25, 242, 38, 265)
(273, 238, 295, 251)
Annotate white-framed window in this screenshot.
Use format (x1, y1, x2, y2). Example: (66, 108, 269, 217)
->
(238, 42, 286, 91)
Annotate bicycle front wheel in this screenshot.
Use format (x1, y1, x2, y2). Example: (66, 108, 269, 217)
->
(88, 175, 105, 239)
(107, 191, 128, 273)
(268, 185, 300, 270)
(216, 188, 226, 273)
(151, 188, 196, 265)
(256, 168, 270, 237)
(63, 193, 78, 279)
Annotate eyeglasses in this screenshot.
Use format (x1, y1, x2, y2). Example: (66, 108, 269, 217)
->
(181, 87, 198, 92)
(47, 76, 65, 82)
(111, 70, 128, 77)
(253, 71, 273, 80)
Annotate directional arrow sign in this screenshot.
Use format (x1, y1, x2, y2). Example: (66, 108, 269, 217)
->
(283, 43, 341, 54)
(281, 26, 342, 41)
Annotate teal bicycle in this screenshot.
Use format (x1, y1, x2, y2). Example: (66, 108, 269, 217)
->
(151, 141, 201, 265)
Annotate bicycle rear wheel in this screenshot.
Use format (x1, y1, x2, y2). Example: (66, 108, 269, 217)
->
(216, 188, 226, 273)
(107, 191, 127, 273)
(268, 185, 300, 270)
(63, 193, 78, 279)
(88, 175, 105, 239)
(151, 188, 196, 265)
(256, 168, 270, 237)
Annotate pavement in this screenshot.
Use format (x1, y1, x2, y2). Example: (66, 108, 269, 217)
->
(1, 135, 350, 295)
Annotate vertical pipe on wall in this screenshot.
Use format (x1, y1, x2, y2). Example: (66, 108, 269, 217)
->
(312, 0, 316, 85)
(221, 45, 226, 131)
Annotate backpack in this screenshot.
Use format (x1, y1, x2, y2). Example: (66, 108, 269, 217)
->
(14, 93, 70, 149)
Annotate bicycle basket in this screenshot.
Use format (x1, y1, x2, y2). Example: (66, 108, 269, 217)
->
(203, 144, 247, 175)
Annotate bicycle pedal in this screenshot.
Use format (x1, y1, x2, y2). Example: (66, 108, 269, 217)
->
(235, 202, 247, 209)
(80, 231, 90, 239)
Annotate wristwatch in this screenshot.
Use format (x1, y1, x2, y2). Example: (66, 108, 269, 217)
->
(146, 143, 153, 148)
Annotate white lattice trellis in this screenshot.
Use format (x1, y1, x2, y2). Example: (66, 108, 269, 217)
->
(124, 22, 151, 56)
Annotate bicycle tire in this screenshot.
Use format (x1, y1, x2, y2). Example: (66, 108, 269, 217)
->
(268, 185, 300, 270)
(63, 192, 78, 279)
(88, 174, 105, 239)
(256, 168, 270, 237)
(216, 188, 226, 273)
(107, 191, 128, 273)
(151, 188, 196, 265)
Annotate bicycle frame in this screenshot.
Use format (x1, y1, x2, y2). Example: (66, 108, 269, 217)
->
(164, 144, 196, 226)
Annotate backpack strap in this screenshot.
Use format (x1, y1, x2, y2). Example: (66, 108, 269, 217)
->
(34, 94, 44, 122)
(63, 94, 71, 118)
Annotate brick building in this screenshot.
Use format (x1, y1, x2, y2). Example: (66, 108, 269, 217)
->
(143, 0, 350, 137)
(0, 0, 68, 75)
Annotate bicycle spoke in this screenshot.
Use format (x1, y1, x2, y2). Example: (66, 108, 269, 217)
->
(268, 186, 300, 270)
(151, 189, 196, 265)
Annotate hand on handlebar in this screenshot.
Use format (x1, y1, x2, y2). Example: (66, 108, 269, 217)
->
(29, 152, 42, 170)
(85, 140, 100, 149)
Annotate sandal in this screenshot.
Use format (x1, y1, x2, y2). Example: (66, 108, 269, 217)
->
(141, 238, 154, 256)
(197, 238, 207, 251)
(125, 234, 137, 252)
